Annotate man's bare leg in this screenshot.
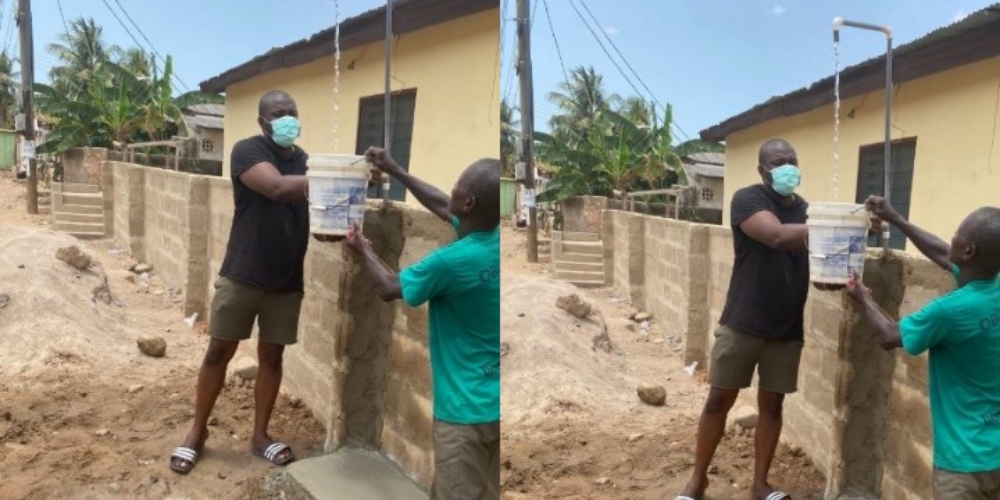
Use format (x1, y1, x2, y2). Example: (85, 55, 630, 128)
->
(171, 338, 240, 470)
(750, 390, 785, 499)
(250, 341, 292, 462)
(679, 386, 740, 498)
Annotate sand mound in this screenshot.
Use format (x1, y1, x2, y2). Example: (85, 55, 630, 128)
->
(501, 275, 634, 425)
(0, 226, 133, 377)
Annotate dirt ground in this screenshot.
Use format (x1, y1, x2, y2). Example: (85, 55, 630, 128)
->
(499, 222, 827, 500)
(0, 174, 325, 500)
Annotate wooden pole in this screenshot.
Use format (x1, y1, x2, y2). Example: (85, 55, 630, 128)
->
(517, 0, 538, 263)
(18, 0, 37, 214)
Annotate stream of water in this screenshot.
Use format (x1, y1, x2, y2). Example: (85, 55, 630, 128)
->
(832, 40, 841, 201)
(333, 0, 342, 152)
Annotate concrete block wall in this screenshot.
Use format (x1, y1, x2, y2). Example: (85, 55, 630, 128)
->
(62, 147, 108, 185)
(604, 209, 943, 499)
(705, 226, 734, 357)
(286, 240, 349, 448)
(562, 195, 608, 233)
(206, 177, 234, 303)
(111, 162, 145, 257)
(102, 164, 115, 237)
(611, 211, 646, 306)
(878, 257, 952, 500)
(106, 161, 453, 490)
(640, 218, 710, 364)
(381, 210, 457, 487)
(140, 169, 211, 317)
(602, 211, 615, 285)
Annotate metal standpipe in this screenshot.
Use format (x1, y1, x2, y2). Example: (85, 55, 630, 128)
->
(833, 17, 894, 255)
(382, 0, 393, 208)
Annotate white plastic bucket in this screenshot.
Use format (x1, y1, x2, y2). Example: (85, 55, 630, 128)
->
(806, 203, 870, 285)
(306, 154, 369, 236)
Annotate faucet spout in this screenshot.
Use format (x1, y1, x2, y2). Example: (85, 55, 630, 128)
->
(833, 17, 892, 38)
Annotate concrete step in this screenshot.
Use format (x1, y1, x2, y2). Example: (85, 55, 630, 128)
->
(567, 279, 606, 289)
(562, 241, 602, 256)
(55, 212, 104, 224)
(560, 231, 601, 242)
(558, 252, 603, 264)
(282, 448, 426, 500)
(62, 182, 101, 194)
(62, 192, 102, 207)
(59, 203, 103, 215)
(555, 260, 604, 273)
(56, 221, 104, 234)
(556, 270, 605, 283)
(65, 231, 105, 241)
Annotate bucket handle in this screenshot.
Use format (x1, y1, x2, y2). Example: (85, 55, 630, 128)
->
(310, 197, 351, 211)
(811, 245, 852, 259)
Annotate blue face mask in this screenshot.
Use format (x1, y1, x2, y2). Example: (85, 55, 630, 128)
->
(268, 116, 301, 148)
(769, 164, 801, 196)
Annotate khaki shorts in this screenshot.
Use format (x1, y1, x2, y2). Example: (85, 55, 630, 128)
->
(208, 277, 303, 346)
(708, 325, 803, 394)
(431, 419, 500, 500)
(935, 467, 1000, 500)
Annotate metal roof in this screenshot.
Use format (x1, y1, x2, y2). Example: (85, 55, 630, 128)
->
(182, 114, 224, 131)
(183, 104, 224, 117)
(700, 3, 1000, 142)
(682, 152, 724, 166)
(199, 0, 498, 94)
(683, 163, 725, 179)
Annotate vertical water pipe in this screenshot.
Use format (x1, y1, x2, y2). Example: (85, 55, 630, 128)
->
(383, 0, 393, 207)
(833, 17, 893, 254)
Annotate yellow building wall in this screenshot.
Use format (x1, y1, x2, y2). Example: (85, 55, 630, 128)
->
(221, 8, 501, 200)
(723, 55, 1000, 253)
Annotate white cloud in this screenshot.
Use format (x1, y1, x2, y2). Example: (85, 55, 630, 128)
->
(604, 26, 619, 36)
(772, 4, 787, 16)
(952, 9, 968, 22)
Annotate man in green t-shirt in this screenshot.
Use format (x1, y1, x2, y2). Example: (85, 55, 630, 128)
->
(846, 196, 1000, 499)
(345, 148, 500, 500)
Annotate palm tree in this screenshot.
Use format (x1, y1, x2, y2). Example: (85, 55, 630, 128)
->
(47, 17, 121, 96)
(501, 99, 520, 176)
(119, 47, 154, 79)
(619, 96, 653, 128)
(0, 51, 18, 128)
(547, 66, 619, 146)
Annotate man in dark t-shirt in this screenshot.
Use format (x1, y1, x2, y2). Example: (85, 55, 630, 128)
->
(169, 90, 310, 475)
(677, 139, 809, 500)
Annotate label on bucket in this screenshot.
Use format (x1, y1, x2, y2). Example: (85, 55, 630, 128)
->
(809, 226, 867, 284)
(309, 179, 367, 235)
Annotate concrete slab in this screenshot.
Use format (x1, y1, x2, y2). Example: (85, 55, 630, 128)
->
(283, 449, 428, 500)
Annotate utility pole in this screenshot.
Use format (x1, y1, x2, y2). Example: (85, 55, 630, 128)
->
(18, 0, 37, 214)
(516, 0, 538, 263)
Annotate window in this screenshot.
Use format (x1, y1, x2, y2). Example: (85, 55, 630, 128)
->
(701, 187, 715, 202)
(855, 138, 917, 250)
(356, 89, 417, 202)
(201, 138, 214, 153)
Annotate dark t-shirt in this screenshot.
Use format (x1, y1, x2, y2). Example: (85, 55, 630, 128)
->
(219, 135, 309, 292)
(719, 183, 809, 341)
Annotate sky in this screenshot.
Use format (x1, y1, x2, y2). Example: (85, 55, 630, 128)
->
(16, 0, 388, 95)
(12, 0, 1000, 141)
(499, 0, 1000, 140)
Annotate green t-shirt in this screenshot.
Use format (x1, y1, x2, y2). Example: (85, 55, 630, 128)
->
(899, 265, 1000, 473)
(399, 218, 500, 424)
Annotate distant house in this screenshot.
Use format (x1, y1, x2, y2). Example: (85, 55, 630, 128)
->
(699, 4, 1000, 253)
(681, 152, 724, 210)
(181, 104, 225, 162)
(198, 0, 499, 204)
